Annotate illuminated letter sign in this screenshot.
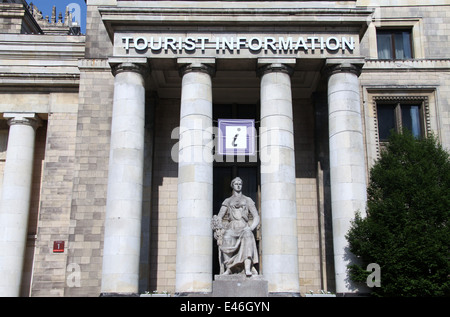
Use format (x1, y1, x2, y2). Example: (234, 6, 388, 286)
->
(118, 34, 357, 57)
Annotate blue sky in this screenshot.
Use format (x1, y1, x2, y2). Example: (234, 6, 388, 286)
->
(27, 0, 87, 34)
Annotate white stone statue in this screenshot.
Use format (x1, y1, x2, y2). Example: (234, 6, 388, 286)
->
(212, 177, 260, 277)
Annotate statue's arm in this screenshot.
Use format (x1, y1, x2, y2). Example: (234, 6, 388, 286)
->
(249, 203, 260, 231)
(217, 204, 227, 220)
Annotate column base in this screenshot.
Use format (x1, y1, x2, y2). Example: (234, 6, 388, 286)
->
(99, 292, 140, 297)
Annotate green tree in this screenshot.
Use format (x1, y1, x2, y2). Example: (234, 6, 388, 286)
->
(346, 131, 450, 296)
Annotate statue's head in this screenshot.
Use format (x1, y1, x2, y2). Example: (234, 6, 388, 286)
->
(230, 177, 243, 192)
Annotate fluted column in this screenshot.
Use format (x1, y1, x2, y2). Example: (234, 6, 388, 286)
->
(258, 62, 300, 295)
(325, 59, 367, 294)
(100, 61, 148, 296)
(176, 60, 215, 294)
(0, 113, 41, 297)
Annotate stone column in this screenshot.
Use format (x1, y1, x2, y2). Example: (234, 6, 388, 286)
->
(100, 61, 147, 296)
(0, 113, 41, 297)
(325, 59, 367, 294)
(258, 62, 300, 295)
(176, 60, 215, 294)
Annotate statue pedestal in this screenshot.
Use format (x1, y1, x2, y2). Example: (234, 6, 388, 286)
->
(212, 274, 268, 297)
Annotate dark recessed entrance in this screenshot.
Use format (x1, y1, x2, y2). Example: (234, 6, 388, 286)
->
(212, 103, 261, 276)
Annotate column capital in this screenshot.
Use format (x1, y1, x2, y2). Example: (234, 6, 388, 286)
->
(178, 61, 216, 78)
(4, 113, 42, 130)
(109, 57, 149, 77)
(111, 62, 149, 77)
(257, 63, 294, 78)
(323, 58, 365, 78)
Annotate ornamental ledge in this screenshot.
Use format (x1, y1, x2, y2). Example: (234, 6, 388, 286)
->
(364, 59, 450, 71)
(78, 59, 111, 70)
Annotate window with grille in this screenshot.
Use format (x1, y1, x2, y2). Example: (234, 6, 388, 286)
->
(374, 97, 430, 145)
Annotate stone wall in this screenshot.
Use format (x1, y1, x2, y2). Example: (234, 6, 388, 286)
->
(85, 2, 113, 58)
(360, 4, 450, 164)
(293, 98, 323, 294)
(0, 91, 80, 297)
(64, 63, 114, 296)
(30, 114, 77, 297)
(149, 98, 180, 294)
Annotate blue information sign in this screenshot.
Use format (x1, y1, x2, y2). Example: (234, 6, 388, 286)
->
(218, 119, 255, 156)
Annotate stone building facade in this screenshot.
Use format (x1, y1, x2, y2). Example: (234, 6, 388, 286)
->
(0, 0, 449, 297)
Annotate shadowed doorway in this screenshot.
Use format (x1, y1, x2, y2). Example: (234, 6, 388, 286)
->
(212, 103, 260, 277)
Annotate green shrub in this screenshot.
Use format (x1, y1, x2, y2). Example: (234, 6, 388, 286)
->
(346, 131, 450, 296)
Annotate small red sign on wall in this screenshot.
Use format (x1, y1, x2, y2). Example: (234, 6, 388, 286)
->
(53, 241, 65, 253)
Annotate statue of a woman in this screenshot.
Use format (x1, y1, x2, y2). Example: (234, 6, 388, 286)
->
(212, 177, 260, 276)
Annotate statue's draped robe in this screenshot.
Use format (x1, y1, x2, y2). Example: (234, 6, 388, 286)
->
(220, 195, 259, 272)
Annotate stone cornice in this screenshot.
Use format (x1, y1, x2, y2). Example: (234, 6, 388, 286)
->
(99, 6, 373, 40)
(0, 72, 80, 89)
(100, 6, 373, 23)
(0, 34, 86, 60)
